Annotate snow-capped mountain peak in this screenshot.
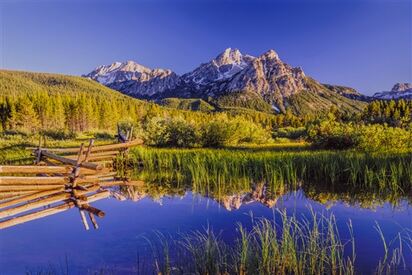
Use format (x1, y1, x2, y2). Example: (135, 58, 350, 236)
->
(260, 49, 279, 60)
(183, 48, 255, 86)
(214, 48, 248, 66)
(83, 61, 179, 97)
(373, 83, 412, 100)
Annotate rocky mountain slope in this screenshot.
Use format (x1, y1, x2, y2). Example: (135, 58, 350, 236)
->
(373, 83, 412, 100)
(84, 48, 367, 114)
(84, 61, 179, 97)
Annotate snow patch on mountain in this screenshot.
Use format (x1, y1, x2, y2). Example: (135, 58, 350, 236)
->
(373, 83, 412, 100)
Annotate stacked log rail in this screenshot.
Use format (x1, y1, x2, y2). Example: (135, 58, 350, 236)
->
(0, 136, 143, 230)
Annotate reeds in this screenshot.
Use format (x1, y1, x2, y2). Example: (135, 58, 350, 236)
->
(129, 147, 412, 206)
(145, 210, 410, 275)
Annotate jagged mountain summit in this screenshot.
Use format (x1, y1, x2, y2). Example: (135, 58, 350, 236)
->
(84, 48, 367, 114)
(84, 60, 179, 97)
(182, 48, 255, 88)
(373, 83, 412, 100)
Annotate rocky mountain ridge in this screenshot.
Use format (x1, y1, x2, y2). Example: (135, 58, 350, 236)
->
(84, 48, 371, 114)
(373, 83, 412, 100)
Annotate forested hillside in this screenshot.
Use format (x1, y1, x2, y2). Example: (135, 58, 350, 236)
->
(0, 70, 152, 132)
(0, 70, 410, 151)
(0, 70, 301, 134)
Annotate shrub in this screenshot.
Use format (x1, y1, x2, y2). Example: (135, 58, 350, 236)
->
(143, 116, 198, 147)
(164, 117, 198, 147)
(307, 120, 412, 151)
(236, 119, 273, 144)
(200, 120, 233, 147)
(143, 115, 272, 148)
(143, 117, 170, 146)
(273, 127, 307, 139)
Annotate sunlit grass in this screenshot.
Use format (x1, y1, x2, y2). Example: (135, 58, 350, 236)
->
(130, 146, 412, 202)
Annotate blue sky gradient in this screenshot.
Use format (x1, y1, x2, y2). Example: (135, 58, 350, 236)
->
(0, 0, 411, 95)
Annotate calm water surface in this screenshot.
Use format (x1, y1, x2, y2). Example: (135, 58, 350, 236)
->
(0, 186, 411, 274)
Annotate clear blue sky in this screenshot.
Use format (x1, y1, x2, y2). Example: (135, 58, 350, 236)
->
(0, 0, 411, 95)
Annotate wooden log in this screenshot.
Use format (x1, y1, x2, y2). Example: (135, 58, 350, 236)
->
(81, 204, 105, 218)
(88, 212, 99, 229)
(0, 191, 37, 197)
(0, 192, 72, 219)
(65, 155, 117, 162)
(79, 210, 90, 230)
(35, 136, 43, 164)
(97, 180, 126, 187)
(0, 189, 65, 209)
(40, 151, 102, 171)
(76, 143, 85, 164)
(0, 201, 76, 229)
(0, 192, 37, 201)
(94, 176, 115, 182)
(27, 139, 143, 154)
(0, 185, 67, 191)
(0, 176, 69, 185)
(78, 167, 111, 176)
(85, 190, 110, 201)
(64, 151, 119, 159)
(0, 166, 72, 174)
(0, 190, 110, 229)
(84, 139, 95, 162)
(91, 160, 113, 167)
(74, 184, 100, 196)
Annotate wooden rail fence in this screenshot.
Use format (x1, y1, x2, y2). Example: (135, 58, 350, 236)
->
(0, 128, 143, 230)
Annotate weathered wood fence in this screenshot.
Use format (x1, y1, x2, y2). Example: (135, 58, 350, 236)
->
(0, 129, 143, 230)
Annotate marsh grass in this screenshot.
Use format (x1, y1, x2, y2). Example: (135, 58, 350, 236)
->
(145, 210, 410, 275)
(130, 147, 412, 205)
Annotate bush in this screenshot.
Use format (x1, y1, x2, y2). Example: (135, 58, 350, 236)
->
(143, 116, 198, 147)
(164, 117, 198, 147)
(273, 127, 307, 139)
(307, 120, 412, 151)
(200, 119, 235, 147)
(236, 119, 272, 144)
(143, 115, 273, 148)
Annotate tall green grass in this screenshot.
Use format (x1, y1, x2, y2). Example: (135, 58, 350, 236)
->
(146, 210, 409, 275)
(129, 147, 412, 206)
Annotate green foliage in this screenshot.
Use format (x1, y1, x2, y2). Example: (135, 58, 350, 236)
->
(287, 78, 366, 115)
(273, 127, 307, 139)
(141, 114, 272, 148)
(199, 116, 239, 147)
(159, 98, 215, 112)
(308, 120, 412, 151)
(362, 99, 412, 127)
(143, 116, 198, 147)
(0, 70, 303, 137)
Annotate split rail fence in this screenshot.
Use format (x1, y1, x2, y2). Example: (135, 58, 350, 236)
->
(0, 129, 143, 230)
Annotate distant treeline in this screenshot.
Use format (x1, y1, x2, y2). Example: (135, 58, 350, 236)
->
(362, 99, 412, 127)
(0, 71, 411, 147)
